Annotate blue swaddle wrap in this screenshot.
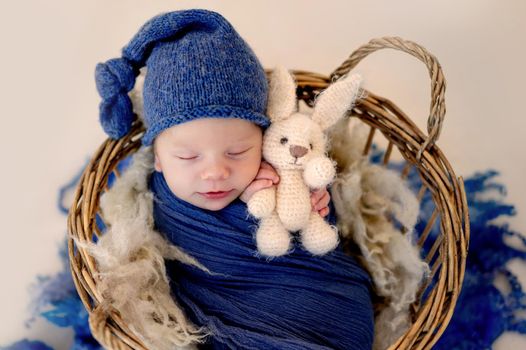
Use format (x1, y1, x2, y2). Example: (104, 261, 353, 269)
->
(150, 171, 374, 349)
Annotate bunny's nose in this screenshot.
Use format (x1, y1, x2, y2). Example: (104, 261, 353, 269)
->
(290, 145, 308, 158)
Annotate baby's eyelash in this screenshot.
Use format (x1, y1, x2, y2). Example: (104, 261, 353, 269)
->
(228, 147, 252, 156)
(228, 151, 246, 156)
(177, 155, 198, 160)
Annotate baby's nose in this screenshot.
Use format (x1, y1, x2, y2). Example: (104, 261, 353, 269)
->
(290, 145, 308, 158)
(201, 163, 230, 180)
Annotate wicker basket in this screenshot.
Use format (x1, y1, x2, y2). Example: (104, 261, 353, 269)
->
(68, 37, 469, 349)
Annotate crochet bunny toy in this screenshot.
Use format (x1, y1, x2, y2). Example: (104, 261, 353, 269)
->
(247, 66, 362, 256)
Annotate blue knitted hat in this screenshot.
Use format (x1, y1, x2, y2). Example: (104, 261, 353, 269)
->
(95, 9, 270, 146)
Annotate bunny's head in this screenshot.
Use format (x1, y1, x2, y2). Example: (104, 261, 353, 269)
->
(262, 112, 326, 170)
(263, 66, 362, 171)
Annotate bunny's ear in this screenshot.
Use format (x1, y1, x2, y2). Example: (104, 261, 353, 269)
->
(311, 73, 362, 131)
(266, 65, 297, 123)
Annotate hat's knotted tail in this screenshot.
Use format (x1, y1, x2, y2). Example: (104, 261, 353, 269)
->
(95, 57, 139, 139)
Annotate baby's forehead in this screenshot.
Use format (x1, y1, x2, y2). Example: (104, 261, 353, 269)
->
(155, 117, 262, 149)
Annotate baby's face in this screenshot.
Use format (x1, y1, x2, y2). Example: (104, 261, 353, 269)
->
(153, 118, 263, 211)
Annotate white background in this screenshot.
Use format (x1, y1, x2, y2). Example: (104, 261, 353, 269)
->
(0, 0, 524, 348)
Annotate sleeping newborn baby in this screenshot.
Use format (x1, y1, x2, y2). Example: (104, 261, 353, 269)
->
(95, 9, 374, 350)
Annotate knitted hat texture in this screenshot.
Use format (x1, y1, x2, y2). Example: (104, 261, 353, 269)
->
(95, 9, 270, 145)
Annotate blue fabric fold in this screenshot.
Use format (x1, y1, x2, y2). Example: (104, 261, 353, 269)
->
(150, 171, 374, 350)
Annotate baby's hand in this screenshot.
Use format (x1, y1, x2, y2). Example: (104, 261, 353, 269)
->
(311, 187, 331, 218)
(241, 160, 331, 217)
(240, 161, 280, 203)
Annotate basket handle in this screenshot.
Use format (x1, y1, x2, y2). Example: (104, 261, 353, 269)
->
(329, 37, 446, 161)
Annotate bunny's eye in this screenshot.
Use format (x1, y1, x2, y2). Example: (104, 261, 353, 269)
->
(280, 137, 288, 145)
(309, 143, 313, 150)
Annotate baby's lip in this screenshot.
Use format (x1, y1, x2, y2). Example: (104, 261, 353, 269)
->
(198, 190, 234, 200)
(201, 190, 231, 194)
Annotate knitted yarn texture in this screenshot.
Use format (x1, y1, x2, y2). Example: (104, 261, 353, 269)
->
(247, 66, 363, 256)
(95, 9, 270, 145)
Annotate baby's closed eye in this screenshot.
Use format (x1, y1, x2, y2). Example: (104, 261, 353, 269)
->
(227, 147, 253, 157)
(174, 154, 198, 160)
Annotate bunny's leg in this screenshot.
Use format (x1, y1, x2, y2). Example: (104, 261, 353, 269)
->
(256, 211, 291, 257)
(300, 214, 339, 255)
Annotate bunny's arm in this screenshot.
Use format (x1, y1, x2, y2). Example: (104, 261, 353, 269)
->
(303, 156, 336, 189)
(247, 186, 277, 219)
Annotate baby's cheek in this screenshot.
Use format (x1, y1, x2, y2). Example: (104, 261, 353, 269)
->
(162, 167, 193, 196)
(165, 177, 183, 196)
(242, 158, 261, 187)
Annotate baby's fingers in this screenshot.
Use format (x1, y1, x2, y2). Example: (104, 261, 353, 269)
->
(260, 160, 273, 170)
(239, 179, 274, 203)
(310, 188, 331, 217)
(310, 188, 330, 209)
(256, 161, 280, 184)
(319, 207, 330, 218)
